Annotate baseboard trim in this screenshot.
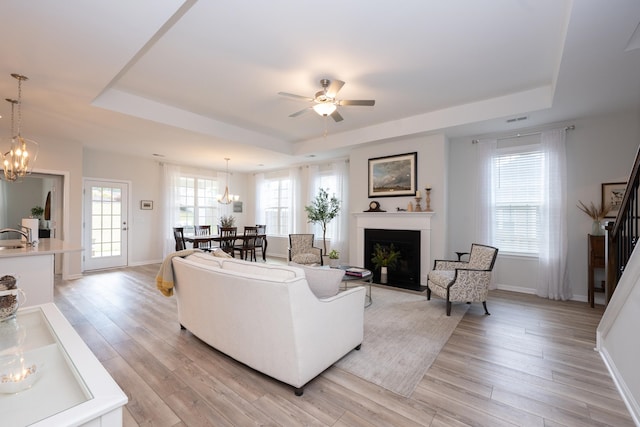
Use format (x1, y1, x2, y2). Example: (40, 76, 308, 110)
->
(598, 345, 640, 426)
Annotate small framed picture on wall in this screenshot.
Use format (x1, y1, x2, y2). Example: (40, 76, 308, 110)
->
(140, 200, 153, 210)
(601, 182, 626, 218)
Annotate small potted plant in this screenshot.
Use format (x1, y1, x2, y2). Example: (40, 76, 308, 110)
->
(30, 205, 45, 228)
(328, 249, 340, 267)
(219, 215, 236, 229)
(371, 243, 401, 284)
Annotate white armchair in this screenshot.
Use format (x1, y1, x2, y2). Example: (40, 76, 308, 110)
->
(427, 243, 498, 316)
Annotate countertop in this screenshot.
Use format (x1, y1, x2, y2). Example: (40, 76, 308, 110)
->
(0, 238, 83, 258)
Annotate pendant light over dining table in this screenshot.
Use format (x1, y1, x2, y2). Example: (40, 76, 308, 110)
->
(217, 157, 239, 204)
(2, 73, 39, 182)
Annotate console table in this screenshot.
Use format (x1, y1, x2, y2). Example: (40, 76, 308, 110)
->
(588, 234, 606, 308)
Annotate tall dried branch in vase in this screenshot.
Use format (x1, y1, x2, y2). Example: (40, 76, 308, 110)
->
(577, 200, 610, 221)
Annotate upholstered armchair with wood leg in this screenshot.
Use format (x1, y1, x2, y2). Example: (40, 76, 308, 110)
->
(427, 243, 498, 316)
(288, 234, 323, 265)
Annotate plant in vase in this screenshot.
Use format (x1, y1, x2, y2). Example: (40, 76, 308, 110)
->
(30, 205, 45, 229)
(304, 188, 341, 257)
(577, 201, 610, 235)
(371, 243, 401, 284)
(328, 249, 340, 267)
(219, 215, 236, 229)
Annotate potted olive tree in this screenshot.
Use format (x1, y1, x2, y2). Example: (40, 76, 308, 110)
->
(371, 243, 401, 284)
(304, 188, 341, 259)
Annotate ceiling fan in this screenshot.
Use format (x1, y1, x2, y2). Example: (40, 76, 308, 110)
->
(278, 79, 375, 122)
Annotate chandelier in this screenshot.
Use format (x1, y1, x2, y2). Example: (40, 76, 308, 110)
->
(217, 157, 239, 204)
(2, 74, 38, 182)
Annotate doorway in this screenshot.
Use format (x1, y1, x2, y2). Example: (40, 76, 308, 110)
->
(83, 179, 129, 270)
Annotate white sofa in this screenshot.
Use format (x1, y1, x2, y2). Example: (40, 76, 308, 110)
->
(171, 252, 365, 395)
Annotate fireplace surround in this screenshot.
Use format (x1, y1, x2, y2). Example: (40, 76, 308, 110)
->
(354, 212, 434, 290)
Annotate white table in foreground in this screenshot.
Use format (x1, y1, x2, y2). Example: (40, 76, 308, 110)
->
(0, 303, 127, 427)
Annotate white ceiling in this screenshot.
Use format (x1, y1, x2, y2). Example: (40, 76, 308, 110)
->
(1, 0, 639, 172)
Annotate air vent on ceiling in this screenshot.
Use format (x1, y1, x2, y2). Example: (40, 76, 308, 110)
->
(506, 116, 528, 123)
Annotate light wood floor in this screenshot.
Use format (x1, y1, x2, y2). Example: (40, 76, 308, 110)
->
(53, 263, 635, 426)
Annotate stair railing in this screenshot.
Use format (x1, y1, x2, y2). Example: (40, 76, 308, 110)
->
(605, 145, 640, 302)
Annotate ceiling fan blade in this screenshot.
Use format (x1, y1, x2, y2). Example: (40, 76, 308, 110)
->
(330, 110, 344, 122)
(339, 99, 375, 106)
(325, 80, 345, 98)
(289, 107, 312, 117)
(278, 92, 314, 102)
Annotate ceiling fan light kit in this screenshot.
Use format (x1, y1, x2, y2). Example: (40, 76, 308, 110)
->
(279, 78, 375, 122)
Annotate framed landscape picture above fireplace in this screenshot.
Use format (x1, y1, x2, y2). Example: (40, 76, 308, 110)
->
(368, 152, 417, 197)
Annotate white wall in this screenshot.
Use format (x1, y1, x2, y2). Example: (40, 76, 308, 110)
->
(83, 149, 250, 266)
(348, 134, 449, 269)
(448, 110, 640, 301)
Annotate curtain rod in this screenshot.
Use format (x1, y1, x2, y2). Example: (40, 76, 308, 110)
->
(472, 124, 575, 144)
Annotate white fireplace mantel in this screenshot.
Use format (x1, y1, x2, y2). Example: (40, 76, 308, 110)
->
(353, 212, 435, 286)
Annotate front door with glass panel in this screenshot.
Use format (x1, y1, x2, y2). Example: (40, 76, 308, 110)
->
(83, 180, 128, 271)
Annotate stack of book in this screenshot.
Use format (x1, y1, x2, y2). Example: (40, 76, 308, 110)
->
(345, 267, 371, 277)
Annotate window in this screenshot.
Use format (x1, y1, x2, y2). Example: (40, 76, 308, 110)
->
(262, 175, 291, 236)
(175, 175, 218, 229)
(492, 146, 544, 254)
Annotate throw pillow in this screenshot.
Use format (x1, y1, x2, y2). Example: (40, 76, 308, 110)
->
(211, 248, 233, 258)
(297, 264, 345, 298)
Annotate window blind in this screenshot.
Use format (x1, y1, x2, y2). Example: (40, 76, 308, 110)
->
(493, 149, 544, 254)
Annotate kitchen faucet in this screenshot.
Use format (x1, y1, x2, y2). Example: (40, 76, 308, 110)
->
(0, 227, 36, 246)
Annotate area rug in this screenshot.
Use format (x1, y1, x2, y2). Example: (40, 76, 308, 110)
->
(333, 285, 468, 397)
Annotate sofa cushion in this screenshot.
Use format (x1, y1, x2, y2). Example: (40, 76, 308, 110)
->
(221, 259, 299, 280)
(296, 264, 345, 298)
(185, 252, 224, 268)
(292, 253, 321, 265)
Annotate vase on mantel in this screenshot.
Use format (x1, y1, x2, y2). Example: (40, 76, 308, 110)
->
(591, 220, 603, 236)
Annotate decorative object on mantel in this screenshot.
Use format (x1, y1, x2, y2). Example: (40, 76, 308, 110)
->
(364, 200, 385, 212)
(368, 152, 417, 197)
(577, 200, 610, 236)
(305, 188, 341, 255)
(2, 74, 39, 182)
(414, 191, 422, 212)
(217, 157, 240, 204)
(425, 187, 432, 212)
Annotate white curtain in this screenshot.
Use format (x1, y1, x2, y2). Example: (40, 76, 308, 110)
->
(307, 160, 349, 255)
(475, 139, 497, 246)
(254, 172, 265, 225)
(161, 163, 182, 258)
(537, 129, 570, 300)
(475, 139, 497, 289)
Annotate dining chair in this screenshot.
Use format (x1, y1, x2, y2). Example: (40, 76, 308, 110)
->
(173, 227, 186, 251)
(219, 227, 237, 256)
(255, 224, 266, 261)
(194, 225, 212, 251)
(234, 226, 259, 261)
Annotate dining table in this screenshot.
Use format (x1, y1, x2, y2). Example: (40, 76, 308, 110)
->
(183, 233, 268, 261)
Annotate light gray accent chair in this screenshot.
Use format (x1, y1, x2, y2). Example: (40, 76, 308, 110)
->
(427, 243, 499, 316)
(288, 234, 323, 265)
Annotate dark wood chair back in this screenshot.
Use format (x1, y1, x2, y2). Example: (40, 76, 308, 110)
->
(219, 227, 237, 255)
(173, 227, 186, 251)
(194, 225, 212, 250)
